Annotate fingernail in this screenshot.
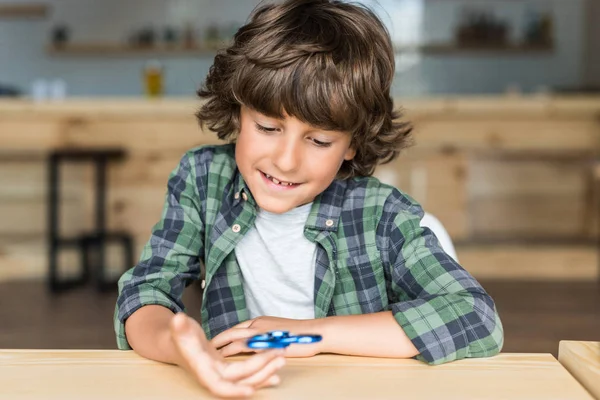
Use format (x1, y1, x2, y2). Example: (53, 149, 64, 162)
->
(270, 375, 281, 386)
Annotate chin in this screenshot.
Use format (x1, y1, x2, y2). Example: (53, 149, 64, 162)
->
(256, 199, 296, 214)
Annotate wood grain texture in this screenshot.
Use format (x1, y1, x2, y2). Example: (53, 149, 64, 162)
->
(1, 97, 600, 280)
(0, 350, 593, 400)
(559, 341, 600, 400)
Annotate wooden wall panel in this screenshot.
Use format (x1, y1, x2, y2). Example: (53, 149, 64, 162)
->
(468, 158, 591, 238)
(0, 161, 91, 237)
(64, 120, 219, 154)
(374, 152, 469, 240)
(1, 98, 600, 281)
(415, 119, 600, 152)
(458, 245, 597, 280)
(0, 121, 63, 152)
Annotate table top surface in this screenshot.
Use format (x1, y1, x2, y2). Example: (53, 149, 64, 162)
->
(0, 350, 594, 400)
(559, 341, 600, 400)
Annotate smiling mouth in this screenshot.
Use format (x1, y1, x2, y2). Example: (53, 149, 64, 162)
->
(260, 171, 300, 187)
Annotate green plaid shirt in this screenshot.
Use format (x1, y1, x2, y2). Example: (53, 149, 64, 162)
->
(115, 144, 503, 365)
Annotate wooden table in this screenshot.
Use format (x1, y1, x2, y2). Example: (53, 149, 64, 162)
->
(0, 350, 593, 399)
(559, 341, 600, 399)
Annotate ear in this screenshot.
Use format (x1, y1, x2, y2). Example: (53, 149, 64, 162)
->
(344, 146, 356, 161)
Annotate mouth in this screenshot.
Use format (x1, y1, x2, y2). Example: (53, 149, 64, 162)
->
(260, 171, 301, 188)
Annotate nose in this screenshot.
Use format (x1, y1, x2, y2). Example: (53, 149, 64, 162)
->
(272, 135, 302, 174)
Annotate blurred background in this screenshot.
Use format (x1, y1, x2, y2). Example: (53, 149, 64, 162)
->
(0, 0, 598, 356)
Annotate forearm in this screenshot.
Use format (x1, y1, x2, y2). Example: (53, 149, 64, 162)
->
(317, 311, 419, 358)
(124, 305, 183, 365)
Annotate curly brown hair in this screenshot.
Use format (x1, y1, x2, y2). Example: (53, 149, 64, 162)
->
(196, 0, 413, 178)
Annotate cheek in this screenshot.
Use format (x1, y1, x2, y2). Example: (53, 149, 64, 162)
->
(240, 129, 270, 152)
(308, 152, 346, 180)
(237, 131, 260, 158)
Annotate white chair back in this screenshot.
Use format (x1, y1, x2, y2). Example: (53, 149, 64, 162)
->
(420, 212, 458, 262)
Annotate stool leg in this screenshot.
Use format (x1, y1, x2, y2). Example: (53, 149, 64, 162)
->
(97, 236, 134, 292)
(125, 236, 135, 273)
(80, 238, 91, 283)
(95, 158, 107, 291)
(48, 155, 60, 292)
(597, 177, 600, 285)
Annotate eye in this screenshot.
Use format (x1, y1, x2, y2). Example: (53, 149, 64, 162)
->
(255, 123, 278, 133)
(311, 138, 332, 148)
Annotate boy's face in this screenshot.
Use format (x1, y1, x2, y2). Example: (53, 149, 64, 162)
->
(235, 106, 356, 214)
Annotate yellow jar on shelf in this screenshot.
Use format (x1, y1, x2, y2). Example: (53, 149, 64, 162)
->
(143, 60, 164, 97)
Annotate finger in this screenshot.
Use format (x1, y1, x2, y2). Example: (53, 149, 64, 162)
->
(233, 319, 254, 329)
(205, 381, 255, 399)
(170, 313, 208, 355)
(255, 374, 281, 389)
(170, 314, 220, 373)
(236, 357, 285, 387)
(171, 315, 222, 379)
(171, 316, 256, 398)
(219, 349, 285, 381)
(220, 340, 257, 358)
(212, 327, 257, 349)
(170, 312, 202, 335)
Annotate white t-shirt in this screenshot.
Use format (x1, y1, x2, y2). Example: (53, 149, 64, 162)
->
(234, 202, 317, 320)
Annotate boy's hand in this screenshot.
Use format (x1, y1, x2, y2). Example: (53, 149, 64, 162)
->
(169, 313, 286, 398)
(211, 317, 323, 358)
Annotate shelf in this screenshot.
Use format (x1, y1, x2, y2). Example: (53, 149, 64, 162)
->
(46, 41, 553, 58)
(396, 43, 554, 55)
(46, 43, 226, 57)
(0, 4, 49, 18)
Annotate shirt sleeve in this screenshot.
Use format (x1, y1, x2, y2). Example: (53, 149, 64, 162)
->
(114, 152, 204, 350)
(381, 194, 504, 365)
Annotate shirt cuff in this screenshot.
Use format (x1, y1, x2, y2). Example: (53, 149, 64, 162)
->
(392, 298, 469, 365)
(114, 288, 184, 350)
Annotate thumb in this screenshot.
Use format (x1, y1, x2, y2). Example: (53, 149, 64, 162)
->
(170, 312, 191, 333)
(170, 313, 218, 358)
(170, 313, 205, 346)
(170, 312, 206, 340)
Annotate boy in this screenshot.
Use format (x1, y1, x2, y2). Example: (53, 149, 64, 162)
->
(115, 0, 504, 397)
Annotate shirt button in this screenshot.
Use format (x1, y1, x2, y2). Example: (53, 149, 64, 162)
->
(201, 279, 206, 289)
(232, 224, 241, 233)
(325, 219, 334, 227)
(241, 192, 248, 201)
(234, 192, 240, 200)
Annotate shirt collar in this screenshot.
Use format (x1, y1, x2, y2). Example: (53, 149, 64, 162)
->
(232, 168, 256, 207)
(231, 167, 346, 232)
(305, 179, 347, 232)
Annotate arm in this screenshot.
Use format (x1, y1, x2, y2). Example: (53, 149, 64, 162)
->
(124, 305, 182, 365)
(212, 312, 418, 359)
(115, 152, 286, 397)
(213, 194, 502, 364)
(114, 151, 205, 351)
(315, 311, 419, 358)
(127, 306, 287, 398)
(381, 196, 504, 364)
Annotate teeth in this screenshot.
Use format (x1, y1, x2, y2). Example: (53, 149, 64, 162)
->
(264, 172, 295, 186)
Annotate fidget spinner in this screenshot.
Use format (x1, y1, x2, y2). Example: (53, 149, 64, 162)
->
(246, 330, 322, 349)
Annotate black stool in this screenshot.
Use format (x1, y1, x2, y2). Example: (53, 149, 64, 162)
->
(47, 148, 134, 293)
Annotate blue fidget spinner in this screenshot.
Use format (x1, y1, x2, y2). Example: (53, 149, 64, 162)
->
(247, 330, 322, 349)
